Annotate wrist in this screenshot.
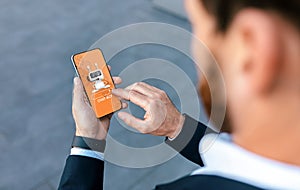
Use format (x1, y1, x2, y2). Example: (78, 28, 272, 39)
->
(168, 114, 185, 139)
(75, 127, 107, 141)
(72, 136, 106, 153)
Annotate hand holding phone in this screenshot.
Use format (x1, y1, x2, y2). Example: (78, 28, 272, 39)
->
(72, 48, 122, 118)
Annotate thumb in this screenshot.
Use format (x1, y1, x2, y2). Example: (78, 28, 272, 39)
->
(118, 112, 146, 132)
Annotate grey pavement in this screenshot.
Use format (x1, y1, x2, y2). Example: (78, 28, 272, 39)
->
(0, 0, 206, 189)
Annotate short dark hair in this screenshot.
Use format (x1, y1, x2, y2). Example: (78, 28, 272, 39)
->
(201, 0, 300, 32)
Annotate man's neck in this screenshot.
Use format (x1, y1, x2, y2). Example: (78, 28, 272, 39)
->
(232, 93, 300, 167)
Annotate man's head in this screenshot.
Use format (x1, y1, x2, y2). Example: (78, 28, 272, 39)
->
(185, 0, 300, 162)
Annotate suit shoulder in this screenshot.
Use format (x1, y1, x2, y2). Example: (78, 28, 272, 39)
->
(156, 175, 262, 190)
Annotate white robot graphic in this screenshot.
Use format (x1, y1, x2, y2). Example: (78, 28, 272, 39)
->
(87, 63, 110, 93)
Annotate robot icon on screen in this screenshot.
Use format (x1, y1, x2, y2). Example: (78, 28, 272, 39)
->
(87, 63, 111, 93)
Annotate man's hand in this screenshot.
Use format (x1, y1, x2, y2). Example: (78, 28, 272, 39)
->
(72, 68, 126, 140)
(112, 82, 185, 139)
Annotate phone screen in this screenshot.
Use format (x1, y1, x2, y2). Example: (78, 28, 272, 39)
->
(72, 48, 121, 118)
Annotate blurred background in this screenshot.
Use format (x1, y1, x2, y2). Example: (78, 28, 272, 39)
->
(0, 0, 207, 189)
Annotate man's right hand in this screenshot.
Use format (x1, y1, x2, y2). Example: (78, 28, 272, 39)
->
(112, 82, 185, 139)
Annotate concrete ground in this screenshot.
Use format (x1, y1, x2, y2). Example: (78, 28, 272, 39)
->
(0, 0, 205, 189)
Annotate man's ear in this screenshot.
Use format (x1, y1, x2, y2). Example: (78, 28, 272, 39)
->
(233, 9, 283, 95)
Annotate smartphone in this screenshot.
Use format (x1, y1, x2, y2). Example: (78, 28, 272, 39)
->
(71, 48, 122, 118)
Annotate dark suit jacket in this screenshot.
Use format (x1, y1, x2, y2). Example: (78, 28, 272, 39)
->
(59, 115, 262, 190)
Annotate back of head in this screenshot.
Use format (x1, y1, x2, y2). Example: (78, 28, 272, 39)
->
(201, 0, 300, 32)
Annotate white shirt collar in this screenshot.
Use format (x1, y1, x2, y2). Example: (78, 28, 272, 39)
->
(192, 133, 300, 190)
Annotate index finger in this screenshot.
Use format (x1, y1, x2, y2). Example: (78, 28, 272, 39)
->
(112, 88, 149, 109)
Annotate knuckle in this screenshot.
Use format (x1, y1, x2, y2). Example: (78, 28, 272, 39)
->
(156, 93, 163, 99)
(128, 89, 136, 97)
(136, 82, 143, 86)
(153, 90, 166, 100)
(134, 82, 143, 88)
(148, 98, 156, 104)
(158, 90, 166, 97)
(130, 83, 140, 91)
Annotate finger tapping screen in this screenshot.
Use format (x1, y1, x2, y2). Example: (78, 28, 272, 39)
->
(72, 48, 121, 118)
